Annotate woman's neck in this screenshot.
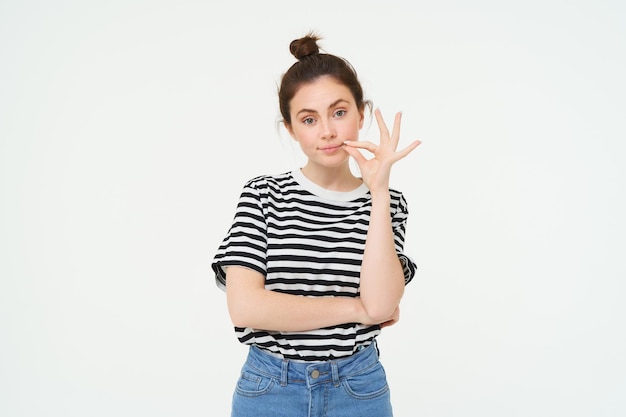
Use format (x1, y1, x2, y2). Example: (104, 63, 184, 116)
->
(300, 164, 362, 192)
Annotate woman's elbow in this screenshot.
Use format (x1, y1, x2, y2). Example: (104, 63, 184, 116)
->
(227, 302, 254, 328)
(362, 302, 398, 324)
(226, 289, 257, 328)
(361, 289, 404, 323)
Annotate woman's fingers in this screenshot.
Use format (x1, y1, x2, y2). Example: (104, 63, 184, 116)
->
(344, 137, 420, 161)
(345, 108, 421, 165)
(374, 108, 402, 148)
(396, 140, 422, 159)
(343, 140, 377, 152)
(374, 108, 390, 143)
(390, 112, 402, 147)
(342, 143, 367, 165)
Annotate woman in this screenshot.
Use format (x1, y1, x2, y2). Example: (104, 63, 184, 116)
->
(212, 32, 420, 417)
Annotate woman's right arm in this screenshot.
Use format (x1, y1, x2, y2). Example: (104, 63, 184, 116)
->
(226, 266, 387, 332)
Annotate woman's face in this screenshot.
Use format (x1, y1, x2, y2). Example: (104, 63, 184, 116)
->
(286, 76, 364, 169)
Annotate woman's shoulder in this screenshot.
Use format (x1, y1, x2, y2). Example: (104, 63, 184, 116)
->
(388, 186, 408, 201)
(388, 186, 404, 198)
(242, 171, 297, 191)
(388, 187, 410, 213)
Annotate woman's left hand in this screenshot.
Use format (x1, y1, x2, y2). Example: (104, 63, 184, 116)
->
(342, 108, 421, 194)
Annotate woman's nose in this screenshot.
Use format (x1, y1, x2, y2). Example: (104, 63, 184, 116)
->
(320, 119, 336, 139)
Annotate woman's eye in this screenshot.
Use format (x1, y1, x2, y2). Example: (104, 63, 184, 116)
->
(334, 109, 346, 117)
(303, 117, 315, 125)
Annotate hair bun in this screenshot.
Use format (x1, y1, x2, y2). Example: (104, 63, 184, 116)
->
(289, 33, 321, 60)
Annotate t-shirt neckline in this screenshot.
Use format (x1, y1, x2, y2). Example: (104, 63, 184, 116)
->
(291, 169, 370, 202)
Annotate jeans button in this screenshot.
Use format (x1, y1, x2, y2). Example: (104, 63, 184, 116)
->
(311, 370, 320, 379)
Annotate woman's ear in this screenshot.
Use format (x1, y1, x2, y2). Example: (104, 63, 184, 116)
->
(358, 109, 365, 130)
(285, 122, 297, 141)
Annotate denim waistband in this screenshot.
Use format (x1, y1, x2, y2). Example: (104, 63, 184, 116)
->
(243, 342, 380, 388)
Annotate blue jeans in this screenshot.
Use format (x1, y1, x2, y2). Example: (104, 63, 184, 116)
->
(231, 341, 393, 417)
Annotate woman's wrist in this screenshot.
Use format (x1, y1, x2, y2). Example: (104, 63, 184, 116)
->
(368, 187, 391, 203)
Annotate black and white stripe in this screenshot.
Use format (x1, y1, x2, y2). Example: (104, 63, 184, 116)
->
(212, 170, 416, 361)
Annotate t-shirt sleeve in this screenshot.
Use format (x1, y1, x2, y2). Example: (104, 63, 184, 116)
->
(211, 180, 268, 291)
(391, 192, 417, 284)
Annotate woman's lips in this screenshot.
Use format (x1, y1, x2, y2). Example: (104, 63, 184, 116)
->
(320, 145, 342, 154)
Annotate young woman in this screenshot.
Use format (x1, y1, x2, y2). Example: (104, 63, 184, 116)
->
(212, 33, 420, 417)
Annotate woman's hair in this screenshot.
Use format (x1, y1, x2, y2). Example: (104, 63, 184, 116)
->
(278, 32, 369, 126)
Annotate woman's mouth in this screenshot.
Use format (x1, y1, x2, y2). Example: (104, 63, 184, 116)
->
(320, 145, 342, 154)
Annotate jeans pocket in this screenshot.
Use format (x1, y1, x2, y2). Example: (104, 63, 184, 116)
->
(342, 361, 390, 400)
(235, 369, 275, 398)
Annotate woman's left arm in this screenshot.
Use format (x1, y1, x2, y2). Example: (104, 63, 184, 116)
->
(343, 109, 420, 322)
(359, 190, 405, 321)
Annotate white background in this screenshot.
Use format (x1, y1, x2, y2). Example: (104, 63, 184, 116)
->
(1, 1, 625, 416)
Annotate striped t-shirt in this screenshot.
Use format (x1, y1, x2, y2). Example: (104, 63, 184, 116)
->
(211, 169, 416, 361)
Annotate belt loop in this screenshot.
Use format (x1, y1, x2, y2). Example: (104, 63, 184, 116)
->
(280, 360, 289, 387)
(331, 361, 340, 387)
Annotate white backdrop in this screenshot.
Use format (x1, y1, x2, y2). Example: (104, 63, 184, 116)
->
(1, 1, 625, 416)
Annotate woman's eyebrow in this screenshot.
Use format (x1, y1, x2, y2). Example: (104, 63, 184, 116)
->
(295, 99, 350, 117)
